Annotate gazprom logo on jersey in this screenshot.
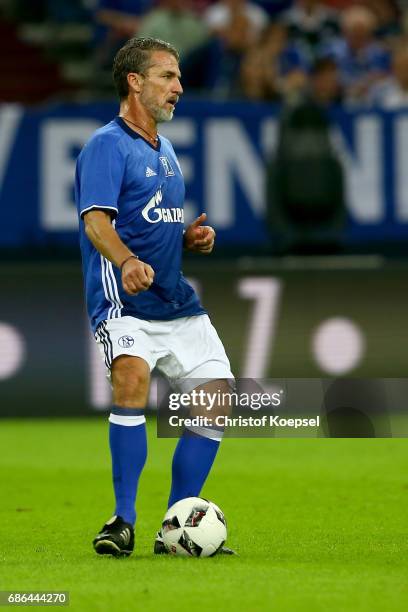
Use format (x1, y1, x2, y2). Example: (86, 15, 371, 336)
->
(141, 188, 184, 224)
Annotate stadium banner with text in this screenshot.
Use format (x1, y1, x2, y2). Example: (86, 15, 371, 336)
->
(0, 261, 408, 427)
(1, 102, 408, 248)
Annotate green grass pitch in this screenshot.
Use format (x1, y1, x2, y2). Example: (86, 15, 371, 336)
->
(0, 419, 407, 611)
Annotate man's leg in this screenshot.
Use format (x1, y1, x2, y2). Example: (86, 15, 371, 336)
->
(154, 315, 236, 554)
(154, 379, 236, 554)
(168, 379, 229, 508)
(109, 355, 149, 523)
(94, 355, 149, 556)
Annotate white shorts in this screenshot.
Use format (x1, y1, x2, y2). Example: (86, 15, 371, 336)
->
(95, 314, 234, 393)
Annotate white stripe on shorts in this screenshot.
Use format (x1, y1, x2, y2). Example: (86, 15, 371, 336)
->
(96, 321, 113, 369)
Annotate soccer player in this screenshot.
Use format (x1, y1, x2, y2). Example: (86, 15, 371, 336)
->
(75, 37, 234, 557)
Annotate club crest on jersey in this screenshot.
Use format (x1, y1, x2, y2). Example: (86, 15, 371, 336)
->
(141, 188, 184, 224)
(159, 156, 175, 177)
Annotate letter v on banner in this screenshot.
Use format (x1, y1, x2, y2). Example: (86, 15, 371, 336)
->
(0, 104, 22, 194)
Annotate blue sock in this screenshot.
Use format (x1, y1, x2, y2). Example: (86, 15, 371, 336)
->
(168, 429, 221, 508)
(109, 406, 147, 525)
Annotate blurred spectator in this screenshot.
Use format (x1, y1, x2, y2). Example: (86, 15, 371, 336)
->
(321, 4, 391, 104)
(92, 0, 153, 70)
(265, 92, 345, 253)
(369, 40, 408, 107)
(309, 56, 342, 104)
(138, 0, 209, 61)
(205, 0, 269, 48)
(138, 0, 215, 90)
(93, 0, 152, 32)
(204, 0, 271, 95)
(240, 44, 270, 99)
(359, 0, 401, 40)
(240, 22, 309, 101)
(282, 0, 340, 62)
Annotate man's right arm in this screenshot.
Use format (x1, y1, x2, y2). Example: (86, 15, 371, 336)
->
(84, 210, 154, 296)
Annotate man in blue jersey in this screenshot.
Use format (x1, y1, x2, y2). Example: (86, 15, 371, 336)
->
(75, 37, 234, 557)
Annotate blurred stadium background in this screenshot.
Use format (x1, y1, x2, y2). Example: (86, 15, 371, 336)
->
(1, 0, 408, 417)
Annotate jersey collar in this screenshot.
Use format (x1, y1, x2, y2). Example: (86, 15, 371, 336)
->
(115, 116, 161, 151)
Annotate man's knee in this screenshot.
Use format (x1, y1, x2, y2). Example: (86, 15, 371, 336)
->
(190, 379, 233, 418)
(111, 355, 150, 408)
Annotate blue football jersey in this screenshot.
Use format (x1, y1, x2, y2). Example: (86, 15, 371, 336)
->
(75, 117, 205, 333)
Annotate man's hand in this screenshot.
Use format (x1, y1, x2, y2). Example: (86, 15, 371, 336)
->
(184, 213, 216, 254)
(121, 257, 155, 295)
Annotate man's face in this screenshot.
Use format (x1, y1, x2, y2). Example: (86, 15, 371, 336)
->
(139, 51, 183, 123)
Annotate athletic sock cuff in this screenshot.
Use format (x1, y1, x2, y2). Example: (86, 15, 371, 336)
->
(111, 405, 145, 416)
(109, 406, 146, 426)
(185, 425, 223, 442)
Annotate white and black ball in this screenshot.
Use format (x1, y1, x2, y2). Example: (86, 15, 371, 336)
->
(161, 497, 227, 557)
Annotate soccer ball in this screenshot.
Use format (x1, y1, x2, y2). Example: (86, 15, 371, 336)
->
(161, 497, 227, 557)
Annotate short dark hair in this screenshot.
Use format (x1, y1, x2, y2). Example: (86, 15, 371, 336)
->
(112, 37, 180, 100)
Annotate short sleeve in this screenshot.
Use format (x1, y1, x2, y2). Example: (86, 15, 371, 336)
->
(75, 133, 126, 220)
